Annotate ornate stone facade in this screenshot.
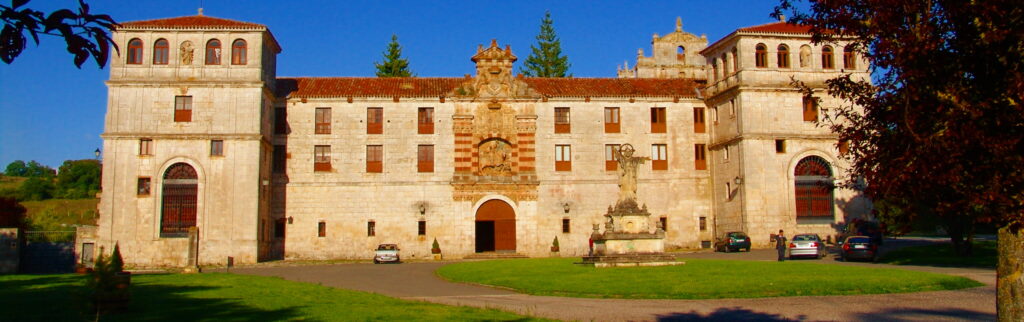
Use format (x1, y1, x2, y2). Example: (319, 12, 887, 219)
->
(96, 14, 870, 267)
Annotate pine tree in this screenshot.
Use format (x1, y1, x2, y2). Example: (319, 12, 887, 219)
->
(374, 34, 413, 77)
(520, 11, 571, 77)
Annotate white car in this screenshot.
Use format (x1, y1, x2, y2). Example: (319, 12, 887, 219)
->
(373, 244, 401, 264)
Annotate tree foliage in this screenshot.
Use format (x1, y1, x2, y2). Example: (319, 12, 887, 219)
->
(1, 0, 118, 68)
(17, 176, 54, 201)
(4, 160, 54, 178)
(774, 0, 1023, 319)
(374, 34, 412, 77)
(55, 159, 100, 199)
(0, 197, 27, 228)
(519, 11, 571, 77)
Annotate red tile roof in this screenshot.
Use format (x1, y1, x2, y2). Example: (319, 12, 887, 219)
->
(276, 77, 465, 98)
(523, 78, 701, 98)
(118, 15, 266, 30)
(276, 77, 703, 99)
(736, 21, 814, 34)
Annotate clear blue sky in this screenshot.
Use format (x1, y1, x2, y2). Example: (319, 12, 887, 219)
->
(0, 0, 791, 169)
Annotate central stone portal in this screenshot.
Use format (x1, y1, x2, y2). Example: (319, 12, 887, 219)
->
(581, 144, 684, 267)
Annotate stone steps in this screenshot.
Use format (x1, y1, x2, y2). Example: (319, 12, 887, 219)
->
(463, 252, 529, 260)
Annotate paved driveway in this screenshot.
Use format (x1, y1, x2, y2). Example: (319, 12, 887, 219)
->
(233, 239, 996, 321)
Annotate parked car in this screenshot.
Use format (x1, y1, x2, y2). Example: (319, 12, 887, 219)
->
(715, 231, 751, 252)
(789, 234, 825, 259)
(840, 236, 878, 262)
(373, 244, 400, 264)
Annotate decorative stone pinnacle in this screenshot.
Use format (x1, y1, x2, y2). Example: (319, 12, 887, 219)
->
(676, 17, 682, 32)
(490, 39, 498, 47)
(198, 8, 204, 16)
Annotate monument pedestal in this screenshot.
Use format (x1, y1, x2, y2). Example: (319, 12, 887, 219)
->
(580, 200, 684, 267)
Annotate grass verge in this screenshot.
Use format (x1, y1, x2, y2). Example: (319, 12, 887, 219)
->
(879, 241, 997, 268)
(0, 273, 542, 321)
(437, 258, 981, 299)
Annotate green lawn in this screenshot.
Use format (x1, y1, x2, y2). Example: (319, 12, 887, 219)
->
(0, 273, 541, 321)
(879, 241, 997, 268)
(436, 258, 981, 299)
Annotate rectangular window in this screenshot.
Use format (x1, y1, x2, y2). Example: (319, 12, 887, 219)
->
(726, 182, 732, 201)
(562, 218, 570, 233)
(418, 220, 426, 236)
(417, 145, 434, 173)
(273, 145, 286, 174)
(318, 221, 326, 237)
(605, 144, 620, 171)
(694, 144, 707, 170)
(711, 107, 719, 123)
(367, 107, 383, 134)
(366, 145, 383, 173)
(174, 96, 192, 122)
(660, 217, 668, 232)
(210, 140, 224, 156)
(839, 140, 850, 155)
(729, 99, 736, 116)
(274, 107, 287, 134)
(137, 177, 151, 195)
(724, 145, 730, 161)
(803, 97, 818, 122)
(699, 216, 707, 231)
(554, 107, 571, 133)
(367, 221, 376, 237)
(139, 139, 153, 156)
(315, 107, 331, 134)
(693, 107, 706, 133)
(555, 145, 572, 172)
(418, 107, 434, 134)
(775, 140, 786, 153)
(314, 145, 331, 172)
(650, 107, 666, 133)
(604, 107, 620, 133)
(651, 144, 668, 170)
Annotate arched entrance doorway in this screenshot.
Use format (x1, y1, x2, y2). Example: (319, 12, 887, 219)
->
(161, 163, 198, 237)
(475, 199, 515, 253)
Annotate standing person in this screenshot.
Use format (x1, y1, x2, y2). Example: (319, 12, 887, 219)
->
(775, 230, 787, 261)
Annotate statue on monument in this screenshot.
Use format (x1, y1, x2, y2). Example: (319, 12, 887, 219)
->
(613, 144, 649, 205)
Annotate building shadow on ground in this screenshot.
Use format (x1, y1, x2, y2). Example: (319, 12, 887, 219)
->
(657, 307, 805, 321)
(1, 274, 314, 321)
(853, 308, 995, 321)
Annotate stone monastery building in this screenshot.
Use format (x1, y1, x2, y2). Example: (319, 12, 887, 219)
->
(97, 13, 872, 267)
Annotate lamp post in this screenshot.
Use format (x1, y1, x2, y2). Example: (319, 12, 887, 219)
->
(94, 148, 101, 160)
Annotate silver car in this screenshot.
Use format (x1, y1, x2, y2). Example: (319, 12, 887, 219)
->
(373, 244, 400, 264)
(789, 234, 825, 259)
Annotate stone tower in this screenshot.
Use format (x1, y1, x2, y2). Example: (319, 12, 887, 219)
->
(97, 13, 282, 266)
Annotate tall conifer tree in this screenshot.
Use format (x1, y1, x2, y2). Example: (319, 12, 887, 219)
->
(374, 34, 413, 77)
(520, 11, 571, 77)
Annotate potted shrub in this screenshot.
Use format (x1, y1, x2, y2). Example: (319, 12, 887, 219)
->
(550, 237, 560, 253)
(431, 238, 442, 260)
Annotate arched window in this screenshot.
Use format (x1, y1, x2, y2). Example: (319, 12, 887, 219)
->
(711, 60, 718, 82)
(205, 39, 222, 65)
(153, 39, 169, 65)
(755, 44, 767, 68)
(821, 46, 834, 69)
(794, 156, 834, 218)
(127, 38, 143, 64)
(721, 53, 729, 75)
(843, 45, 856, 69)
(231, 39, 247, 65)
(677, 46, 685, 61)
(777, 44, 790, 68)
(161, 163, 198, 237)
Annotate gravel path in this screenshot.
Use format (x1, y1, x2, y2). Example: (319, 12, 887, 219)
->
(232, 238, 996, 321)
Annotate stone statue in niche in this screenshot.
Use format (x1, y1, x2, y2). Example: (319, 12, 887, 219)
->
(799, 45, 811, 68)
(613, 144, 649, 205)
(180, 41, 195, 65)
(478, 139, 512, 176)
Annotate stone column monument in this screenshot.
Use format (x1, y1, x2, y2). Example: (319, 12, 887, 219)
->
(581, 144, 683, 267)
